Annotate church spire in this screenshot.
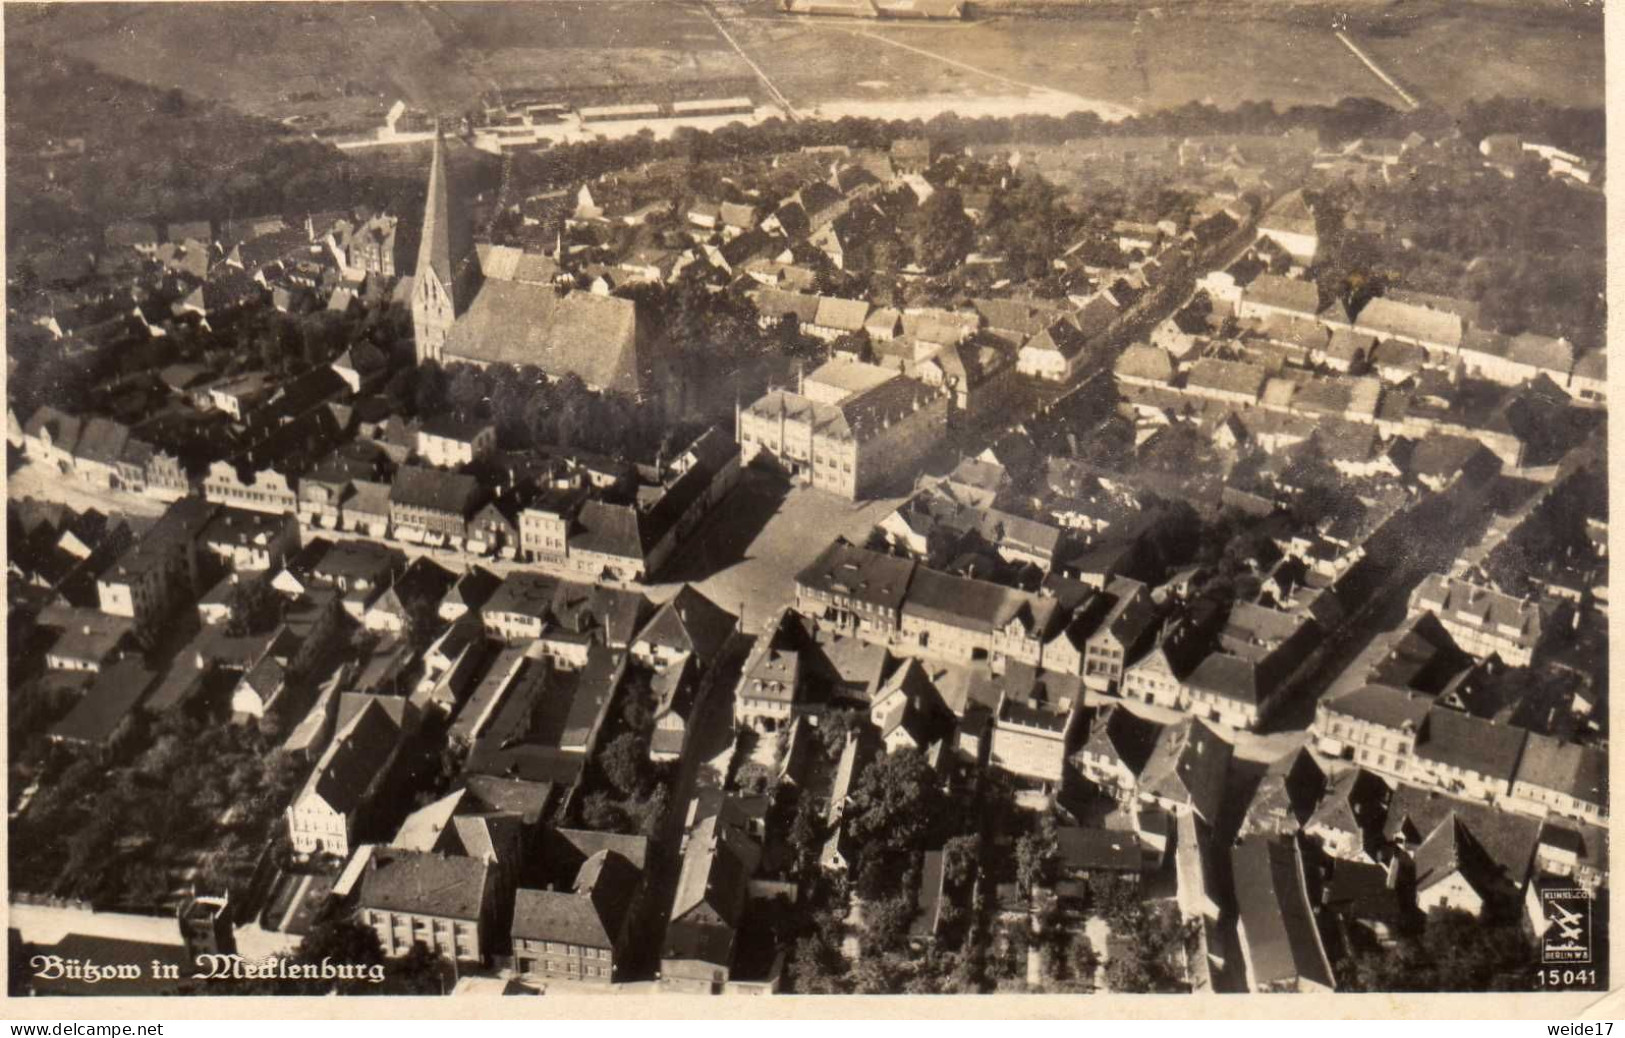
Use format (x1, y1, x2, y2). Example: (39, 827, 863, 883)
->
(411, 123, 458, 366)
(416, 123, 454, 291)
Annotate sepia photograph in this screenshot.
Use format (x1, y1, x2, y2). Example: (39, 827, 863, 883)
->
(1, 0, 1611, 1015)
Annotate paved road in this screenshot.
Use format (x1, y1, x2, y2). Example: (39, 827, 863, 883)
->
(9, 459, 170, 519)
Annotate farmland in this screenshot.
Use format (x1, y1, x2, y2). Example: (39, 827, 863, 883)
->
(5, 0, 1604, 142)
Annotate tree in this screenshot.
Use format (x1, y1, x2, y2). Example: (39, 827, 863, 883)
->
(225, 576, 283, 636)
(843, 748, 949, 856)
(579, 790, 631, 834)
(599, 731, 650, 797)
(789, 933, 849, 994)
(1014, 822, 1057, 895)
(385, 942, 451, 995)
(942, 833, 981, 890)
(788, 795, 825, 877)
(913, 187, 975, 274)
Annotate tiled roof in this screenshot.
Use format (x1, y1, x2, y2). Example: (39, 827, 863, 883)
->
(444, 283, 644, 395)
(1414, 707, 1526, 781)
(308, 698, 400, 815)
(1243, 274, 1321, 316)
(358, 850, 490, 921)
(1230, 835, 1334, 991)
(1513, 733, 1604, 807)
(1354, 297, 1463, 349)
(390, 465, 481, 516)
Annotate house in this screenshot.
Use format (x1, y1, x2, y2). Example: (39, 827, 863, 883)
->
(1304, 767, 1391, 861)
(286, 698, 403, 858)
(988, 676, 1080, 785)
(1408, 574, 1544, 666)
(1384, 784, 1542, 910)
(733, 609, 815, 733)
(389, 466, 482, 548)
(1241, 747, 1326, 837)
(1070, 703, 1163, 798)
(869, 658, 950, 754)
(510, 847, 643, 984)
(1352, 297, 1464, 357)
(1236, 274, 1321, 323)
(1310, 683, 1430, 776)
(1322, 859, 1404, 944)
(1137, 717, 1230, 824)
(47, 658, 158, 755)
(1045, 577, 1155, 692)
(481, 572, 560, 643)
(331, 342, 390, 394)
(1121, 614, 1213, 709)
(415, 416, 496, 468)
(358, 850, 496, 963)
(1054, 827, 1144, 892)
(1017, 319, 1091, 382)
(1510, 735, 1606, 825)
(199, 508, 300, 572)
(821, 726, 882, 872)
(439, 566, 503, 624)
(630, 584, 737, 672)
(1114, 345, 1176, 388)
(1185, 358, 1268, 406)
(1255, 190, 1319, 265)
(661, 810, 758, 992)
(738, 379, 948, 501)
(649, 656, 702, 763)
(1231, 836, 1336, 993)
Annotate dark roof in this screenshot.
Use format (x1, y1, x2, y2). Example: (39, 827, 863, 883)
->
(1081, 703, 1164, 774)
(1382, 785, 1541, 889)
(1514, 734, 1605, 807)
(1414, 707, 1526, 781)
(510, 849, 641, 949)
(1245, 747, 1327, 832)
(483, 572, 558, 620)
(1231, 836, 1334, 991)
(796, 540, 916, 614)
(49, 659, 156, 746)
(1140, 718, 1231, 823)
(310, 699, 401, 814)
(390, 465, 482, 516)
(637, 585, 736, 663)
(358, 850, 491, 921)
(1056, 827, 1141, 873)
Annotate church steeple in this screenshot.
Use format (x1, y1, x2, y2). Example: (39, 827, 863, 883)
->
(411, 125, 457, 365)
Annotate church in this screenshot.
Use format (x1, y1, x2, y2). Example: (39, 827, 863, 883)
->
(409, 132, 657, 399)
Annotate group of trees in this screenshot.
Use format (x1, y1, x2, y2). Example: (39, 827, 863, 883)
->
(1312, 158, 1605, 342)
(12, 708, 305, 909)
(407, 360, 670, 462)
(1335, 908, 1537, 992)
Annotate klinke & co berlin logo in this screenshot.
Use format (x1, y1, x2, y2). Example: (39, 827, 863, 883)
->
(1540, 888, 1593, 964)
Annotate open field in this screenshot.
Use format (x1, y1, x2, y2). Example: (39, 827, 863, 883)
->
(1352, 9, 1604, 110)
(6, 1, 1603, 143)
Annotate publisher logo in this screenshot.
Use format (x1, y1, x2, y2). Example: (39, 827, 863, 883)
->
(1541, 888, 1592, 964)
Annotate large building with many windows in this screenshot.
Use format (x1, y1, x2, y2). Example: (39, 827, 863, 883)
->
(737, 377, 947, 500)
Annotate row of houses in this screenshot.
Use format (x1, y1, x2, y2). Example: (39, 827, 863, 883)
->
(1213, 267, 1604, 404)
(209, 425, 741, 584)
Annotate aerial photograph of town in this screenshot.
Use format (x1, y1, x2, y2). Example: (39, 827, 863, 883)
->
(3, 0, 1609, 1008)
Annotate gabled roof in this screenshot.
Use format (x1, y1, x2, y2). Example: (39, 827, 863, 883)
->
(49, 658, 156, 746)
(1513, 733, 1605, 807)
(1244, 747, 1326, 832)
(358, 849, 490, 922)
(306, 698, 401, 817)
(1231, 835, 1335, 991)
(444, 283, 644, 394)
(390, 465, 481, 516)
(1080, 703, 1164, 776)
(637, 585, 736, 663)
(1243, 274, 1321, 316)
(1354, 297, 1463, 349)
(1140, 717, 1230, 823)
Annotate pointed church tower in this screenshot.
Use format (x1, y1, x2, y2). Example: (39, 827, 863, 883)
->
(412, 126, 457, 366)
